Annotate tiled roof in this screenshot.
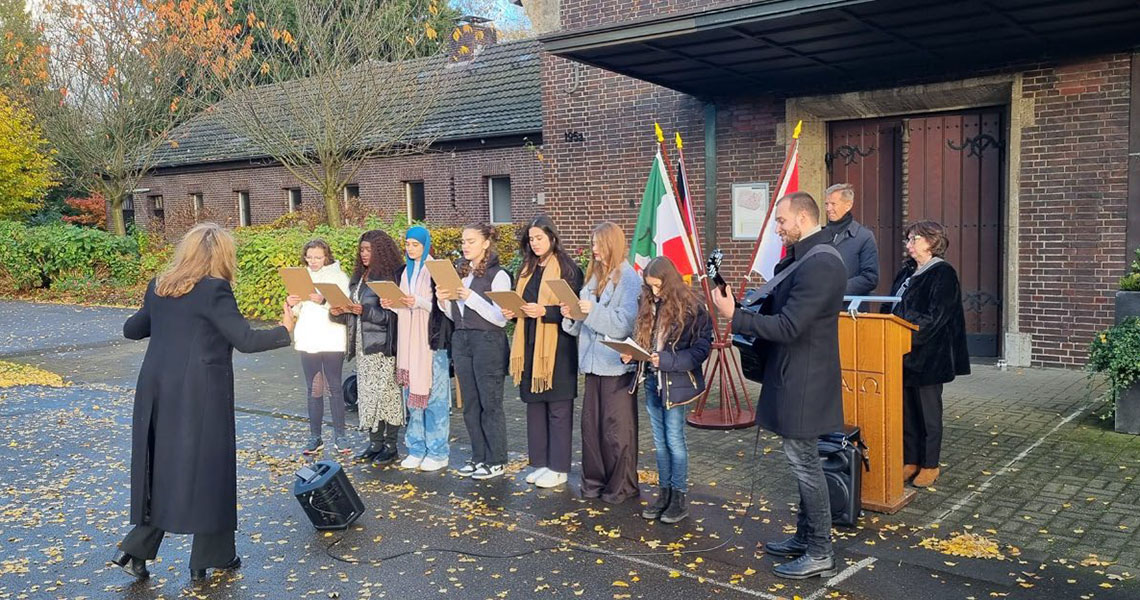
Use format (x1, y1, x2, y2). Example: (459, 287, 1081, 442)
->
(150, 39, 542, 169)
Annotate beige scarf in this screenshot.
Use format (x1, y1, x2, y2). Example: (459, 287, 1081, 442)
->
(509, 257, 561, 393)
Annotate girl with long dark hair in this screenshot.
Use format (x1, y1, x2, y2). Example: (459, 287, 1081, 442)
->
(623, 256, 712, 523)
(501, 215, 583, 489)
(331, 230, 404, 466)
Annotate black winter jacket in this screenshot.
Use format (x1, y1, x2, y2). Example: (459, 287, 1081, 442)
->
(332, 278, 397, 359)
(634, 302, 714, 409)
(887, 259, 971, 387)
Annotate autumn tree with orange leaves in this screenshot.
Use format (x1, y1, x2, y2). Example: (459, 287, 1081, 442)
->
(36, 0, 253, 235)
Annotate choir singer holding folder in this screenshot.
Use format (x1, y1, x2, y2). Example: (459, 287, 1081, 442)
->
(500, 216, 583, 490)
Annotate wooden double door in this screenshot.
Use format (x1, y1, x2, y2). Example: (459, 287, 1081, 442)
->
(828, 109, 1003, 357)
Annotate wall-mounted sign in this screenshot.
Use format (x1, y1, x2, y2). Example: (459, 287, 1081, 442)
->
(731, 182, 770, 240)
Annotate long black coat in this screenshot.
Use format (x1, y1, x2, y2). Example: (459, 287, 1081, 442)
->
(519, 261, 583, 403)
(731, 232, 847, 439)
(888, 259, 971, 387)
(124, 278, 291, 534)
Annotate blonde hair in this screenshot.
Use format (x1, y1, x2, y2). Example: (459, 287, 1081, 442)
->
(585, 221, 627, 295)
(155, 222, 237, 297)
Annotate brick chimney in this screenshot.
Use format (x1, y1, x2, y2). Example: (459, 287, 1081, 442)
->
(449, 15, 498, 62)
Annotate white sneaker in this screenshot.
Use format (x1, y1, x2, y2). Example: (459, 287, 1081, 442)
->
(455, 461, 480, 477)
(525, 467, 550, 484)
(419, 457, 449, 472)
(400, 455, 424, 470)
(535, 470, 568, 489)
(470, 463, 504, 480)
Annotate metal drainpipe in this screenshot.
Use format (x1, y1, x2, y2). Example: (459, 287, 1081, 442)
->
(704, 102, 717, 254)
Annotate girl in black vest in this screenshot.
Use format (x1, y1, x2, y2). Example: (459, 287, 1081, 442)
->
(438, 223, 511, 480)
(501, 216, 583, 489)
(622, 256, 712, 524)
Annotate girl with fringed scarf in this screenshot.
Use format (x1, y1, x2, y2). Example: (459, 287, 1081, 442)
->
(382, 226, 453, 472)
(501, 216, 583, 489)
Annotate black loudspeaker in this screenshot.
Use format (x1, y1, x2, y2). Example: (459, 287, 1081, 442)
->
(294, 460, 366, 530)
(343, 374, 358, 412)
(818, 426, 869, 528)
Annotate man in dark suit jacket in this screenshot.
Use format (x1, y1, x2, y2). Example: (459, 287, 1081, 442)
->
(712, 191, 846, 580)
(824, 183, 879, 295)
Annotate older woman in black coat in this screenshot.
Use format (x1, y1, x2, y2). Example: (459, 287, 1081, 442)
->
(112, 223, 294, 583)
(888, 220, 970, 488)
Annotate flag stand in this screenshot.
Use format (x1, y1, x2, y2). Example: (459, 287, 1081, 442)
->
(652, 126, 756, 430)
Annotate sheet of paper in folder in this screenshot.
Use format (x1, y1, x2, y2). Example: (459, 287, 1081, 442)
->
(424, 260, 464, 293)
(543, 278, 585, 320)
(279, 267, 316, 298)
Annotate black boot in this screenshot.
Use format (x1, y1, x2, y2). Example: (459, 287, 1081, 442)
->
(191, 556, 241, 583)
(641, 487, 672, 520)
(111, 551, 149, 579)
(659, 490, 689, 524)
(356, 429, 384, 461)
(373, 422, 400, 466)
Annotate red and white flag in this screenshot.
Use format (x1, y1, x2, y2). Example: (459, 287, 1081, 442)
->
(747, 135, 800, 280)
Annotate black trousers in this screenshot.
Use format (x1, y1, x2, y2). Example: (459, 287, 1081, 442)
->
(526, 399, 574, 473)
(903, 383, 944, 468)
(580, 372, 639, 504)
(119, 525, 234, 570)
(452, 329, 508, 466)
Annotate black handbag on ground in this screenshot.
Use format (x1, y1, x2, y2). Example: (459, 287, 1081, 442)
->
(818, 425, 869, 527)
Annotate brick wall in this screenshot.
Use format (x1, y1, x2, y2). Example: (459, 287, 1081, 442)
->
(1018, 54, 1132, 367)
(544, 0, 1133, 367)
(130, 143, 543, 236)
(542, 53, 784, 278)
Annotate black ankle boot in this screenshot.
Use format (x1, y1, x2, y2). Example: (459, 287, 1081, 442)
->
(641, 487, 672, 520)
(191, 556, 240, 583)
(356, 430, 384, 461)
(111, 551, 149, 579)
(659, 490, 689, 524)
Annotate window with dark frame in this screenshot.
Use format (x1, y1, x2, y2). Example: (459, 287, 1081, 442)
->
(191, 193, 203, 219)
(406, 181, 425, 221)
(122, 195, 135, 227)
(148, 195, 164, 227)
(489, 176, 511, 224)
(237, 191, 251, 226)
(287, 188, 302, 213)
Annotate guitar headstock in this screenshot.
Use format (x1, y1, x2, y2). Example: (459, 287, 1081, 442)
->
(706, 248, 727, 292)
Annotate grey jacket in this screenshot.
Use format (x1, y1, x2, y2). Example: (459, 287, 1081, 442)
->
(562, 261, 640, 376)
(829, 219, 879, 296)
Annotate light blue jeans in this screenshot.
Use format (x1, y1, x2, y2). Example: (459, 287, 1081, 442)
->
(403, 350, 451, 461)
(644, 373, 689, 492)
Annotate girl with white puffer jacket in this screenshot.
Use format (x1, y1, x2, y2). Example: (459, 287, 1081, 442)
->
(285, 239, 352, 456)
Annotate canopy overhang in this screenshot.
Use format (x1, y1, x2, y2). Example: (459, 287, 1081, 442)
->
(542, 0, 1140, 98)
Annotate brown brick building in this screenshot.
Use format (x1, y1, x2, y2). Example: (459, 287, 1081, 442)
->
(127, 38, 545, 234)
(538, 0, 1140, 368)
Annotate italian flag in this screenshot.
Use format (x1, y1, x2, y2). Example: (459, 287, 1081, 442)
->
(630, 151, 698, 276)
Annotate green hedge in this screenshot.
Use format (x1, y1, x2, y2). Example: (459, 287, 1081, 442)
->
(0, 219, 520, 322)
(0, 221, 149, 291)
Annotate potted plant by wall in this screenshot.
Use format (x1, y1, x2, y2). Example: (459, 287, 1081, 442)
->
(1087, 317, 1140, 434)
(1115, 248, 1140, 323)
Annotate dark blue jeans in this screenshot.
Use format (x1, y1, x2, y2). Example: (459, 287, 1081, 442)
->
(782, 437, 833, 558)
(644, 374, 689, 493)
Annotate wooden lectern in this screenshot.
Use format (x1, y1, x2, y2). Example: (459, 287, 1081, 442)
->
(838, 312, 917, 514)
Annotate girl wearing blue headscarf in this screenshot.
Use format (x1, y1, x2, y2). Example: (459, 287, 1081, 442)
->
(382, 226, 453, 471)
